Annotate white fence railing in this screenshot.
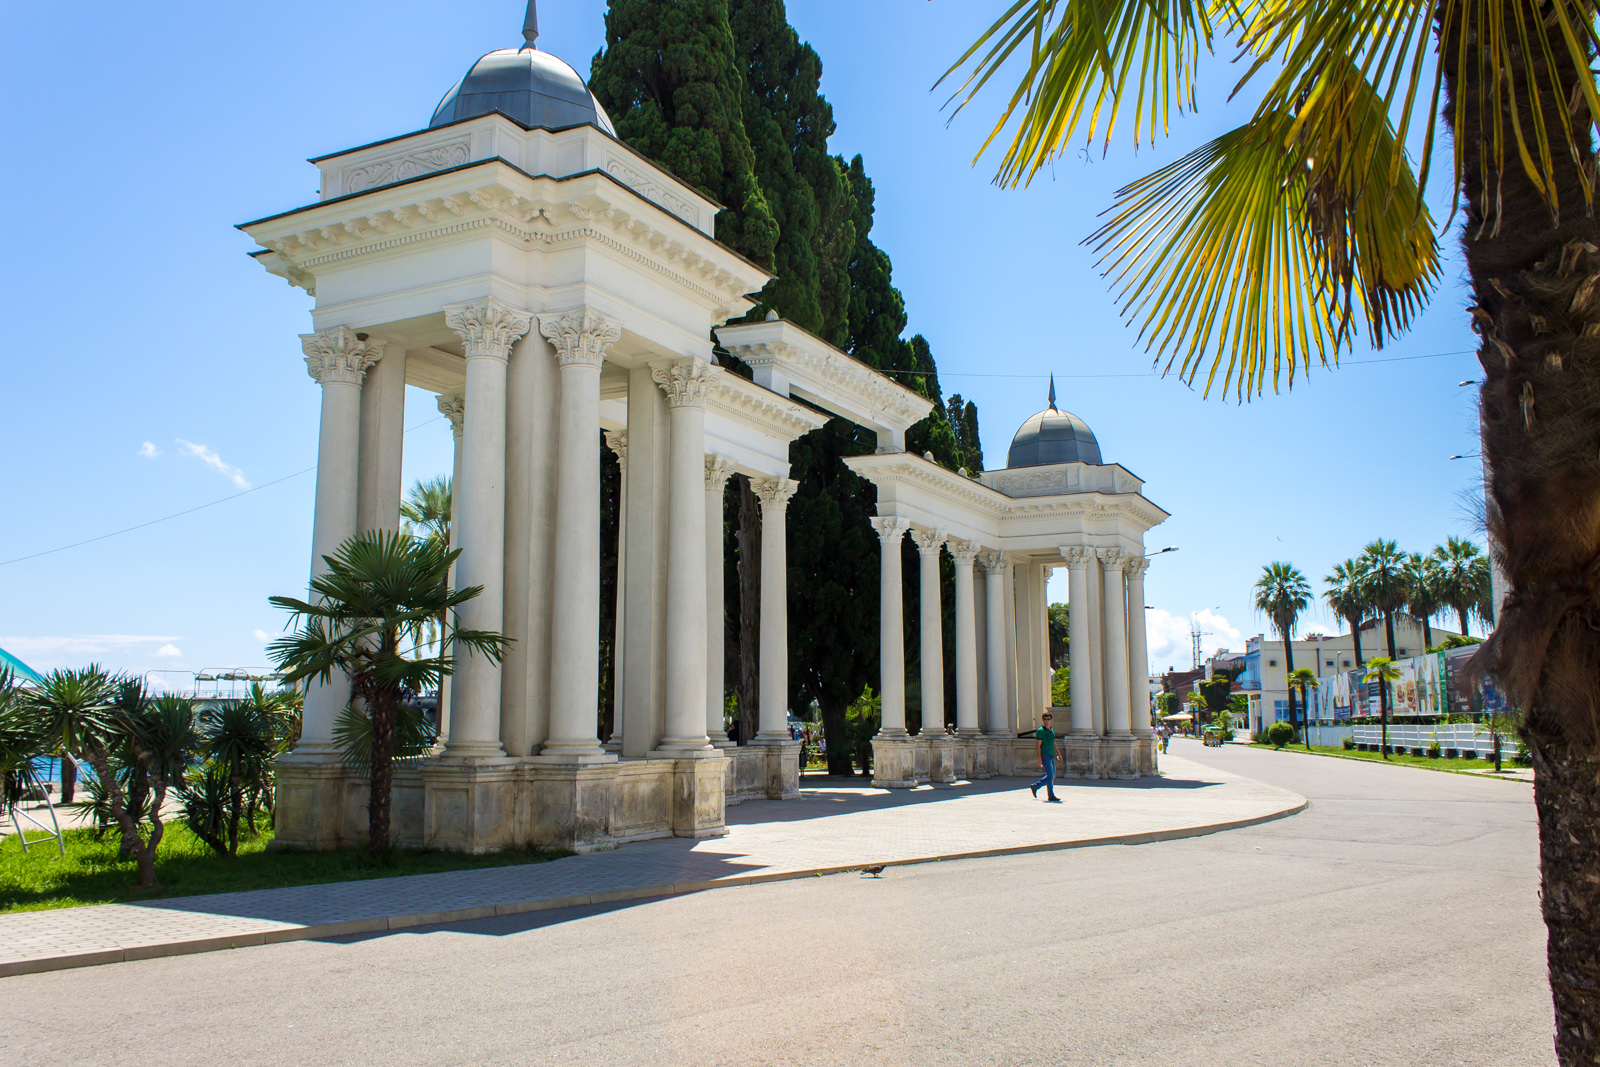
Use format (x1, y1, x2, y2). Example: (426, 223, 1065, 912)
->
(1351, 723, 1513, 759)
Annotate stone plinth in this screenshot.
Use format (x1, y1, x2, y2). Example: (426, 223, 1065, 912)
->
(927, 735, 957, 784)
(871, 736, 919, 788)
(271, 754, 351, 851)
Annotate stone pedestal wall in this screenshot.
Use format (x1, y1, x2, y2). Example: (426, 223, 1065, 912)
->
(869, 735, 1158, 787)
(273, 750, 753, 853)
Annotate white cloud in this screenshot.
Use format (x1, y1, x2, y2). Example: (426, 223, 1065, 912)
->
(154, 644, 183, 658)
(0, 635, 183, 673)
(251, 629, 275, 644)
(1144, 608, 1247, 673)
(175, 439, 249, 488)
(137, 441, 162, 459)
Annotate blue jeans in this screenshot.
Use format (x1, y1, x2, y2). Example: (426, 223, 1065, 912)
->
(1032, 757, 1057, 799)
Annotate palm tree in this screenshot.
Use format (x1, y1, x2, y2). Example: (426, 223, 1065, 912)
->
(199, 698, 275, 855)
(1358, 541, 1408, 660)
(1364, 658, 1403, 761)
(1323, 560, 1369, 668)
(1254, 563, 1310, 735)
(1404, 553, 1443, 650)
(268, 530, 508, 855)
(402, 475, 454, 657)
(1287, 667, 1319, 751)
(1470, 553, 1496, 631)
(1432, 537, 1485, 636)
(944, 0, 1600, 1046)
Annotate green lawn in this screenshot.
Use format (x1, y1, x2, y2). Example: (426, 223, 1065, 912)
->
(0, 821, 571, 914)
(1250, 741, 1527, 777)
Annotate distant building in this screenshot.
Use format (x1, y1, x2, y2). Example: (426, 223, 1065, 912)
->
(1237, 614, 1466, 735)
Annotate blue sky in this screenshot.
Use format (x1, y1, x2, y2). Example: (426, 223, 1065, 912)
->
(0, 0, 1486, 680)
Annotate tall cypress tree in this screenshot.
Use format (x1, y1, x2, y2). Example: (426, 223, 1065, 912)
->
(593, 0, 984, 768)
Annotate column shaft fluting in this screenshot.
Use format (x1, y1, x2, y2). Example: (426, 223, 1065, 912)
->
(441, 300, 531, 759)
(983, 552, 1011, 736)
(298, 327, 384, 753)
(1126, 557, 1151, 734)
(1063, 548, 1095, 734)
(911, 529, 947, 735)
(871, 517, 911, 735)
(1099, 547, 1132, 735)
(705, 456, 737, 743)
(754, 477, 799, 742)
(654, 358, 720, 753)
(950, 541, 980, 735)
(537, 309, 619, 761)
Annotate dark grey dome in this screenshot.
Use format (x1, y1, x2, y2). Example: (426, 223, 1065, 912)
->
(430, 48, 616, 135)
(1006, 380, 1102, 467)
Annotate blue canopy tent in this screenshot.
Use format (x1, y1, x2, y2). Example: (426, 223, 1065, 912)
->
(0, 645, 43, 684)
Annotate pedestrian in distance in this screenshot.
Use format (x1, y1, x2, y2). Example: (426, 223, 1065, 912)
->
(1030, 712, 1062, 803)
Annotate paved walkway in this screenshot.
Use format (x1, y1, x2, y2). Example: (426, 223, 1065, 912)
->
(0, 753, 1302, 977)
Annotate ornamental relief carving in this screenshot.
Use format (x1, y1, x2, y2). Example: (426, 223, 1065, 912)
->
(869, 515, 911, 545)
(947, 539, 981, 566)
(343, 141, 471, 194)
(704, 453, 737, 490)
(909, 529, 948, 555)
(539, 309, 622, 369)
(752, 476, 799, 510)
(652, 357, 721, 408)
(301, 326, 384, 386)
(605, 158, 695, 226)
(436, 393, 466, 437)
(990, 470, 1068, 494)
(445, 299, 535, 360)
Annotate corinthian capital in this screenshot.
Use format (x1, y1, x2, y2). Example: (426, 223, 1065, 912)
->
(1060, 546, 1094, 570)
(1096, 546, 1129, 571)
(605, 429, 629, 470)
(436, 393, 465, 438)
(705, 453, 737, 491)
(301, 326, 385, 387)
(979, 549, 1010, 577)
(947, 539, 981, 567)
(445, 298, 535, 360)
(538, 308, 621, 369)
(1125, 556, 1151, 579)
(752, 476, 799, 511)
(652, 357, 721, 408)
(910, 528, 947, 557)
(870, 515, 911, 546)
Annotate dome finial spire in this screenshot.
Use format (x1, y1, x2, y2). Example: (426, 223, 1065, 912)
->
(1047, 374, 1057, 411)
(521, 0, 539, 50)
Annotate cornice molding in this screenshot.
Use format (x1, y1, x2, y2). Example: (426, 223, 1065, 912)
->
(704, 374, 828, 441)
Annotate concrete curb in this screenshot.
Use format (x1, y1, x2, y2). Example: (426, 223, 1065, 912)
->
(0, 793, 1305, 979)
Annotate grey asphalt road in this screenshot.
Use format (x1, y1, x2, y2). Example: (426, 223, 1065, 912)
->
(0, 739, 1552, 1067)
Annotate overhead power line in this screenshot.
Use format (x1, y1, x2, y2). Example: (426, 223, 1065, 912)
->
(0, 415, 447, 569)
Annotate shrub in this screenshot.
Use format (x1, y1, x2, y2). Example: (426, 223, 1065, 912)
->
(1427, 742, 1441, 758)
(1342, 735, 1356, 750)
(1266, 721, 1297, 749)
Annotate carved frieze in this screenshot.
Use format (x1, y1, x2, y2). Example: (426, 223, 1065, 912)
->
(343, 141, 471, 194)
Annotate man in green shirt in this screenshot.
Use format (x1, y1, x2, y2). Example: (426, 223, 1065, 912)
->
(1030, 712, 1062, 802)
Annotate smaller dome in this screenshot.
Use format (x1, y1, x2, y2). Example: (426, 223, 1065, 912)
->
(430, 48, 616, 136)
(1006, 377, 1102, 467)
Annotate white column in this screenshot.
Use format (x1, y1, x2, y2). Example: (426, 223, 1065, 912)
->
(910, 529, 947, 735)
(1063, 547, 1095, 735)
(1126, 556, 1151, 734)
(652, 357, 721, 755)
(871, 516, 911, 736)
(606, 431, 630, 748)
(950, 540, 981, 736)
(752, 476, 799, 742)
(439, 300, 530, 759)
(356, 344, 406, 534)
(535, 308, 619, 762)
(297, 327, 384, 755)
(436, 393, 465, 744)
(1098, 547, 1132, 735)
(705, 455, 737, 744)
(982, 551, 1011, 736)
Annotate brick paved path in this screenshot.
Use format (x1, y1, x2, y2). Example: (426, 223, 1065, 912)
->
(0, 753, 1301, 977)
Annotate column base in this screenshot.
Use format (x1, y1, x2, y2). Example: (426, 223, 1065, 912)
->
(421, 760, 520, 853)
(650, 741, 720, 759)
(923, 734, 957, 784)
(1097, 736, 1140, 779)
(871, 736, 920, 788)
(748, 738, 801, 799)
(269, 752, 350, 851)
(671, 755, 731, 838)
(533, 741, 616, 766)
(439, 740, 510, 761)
